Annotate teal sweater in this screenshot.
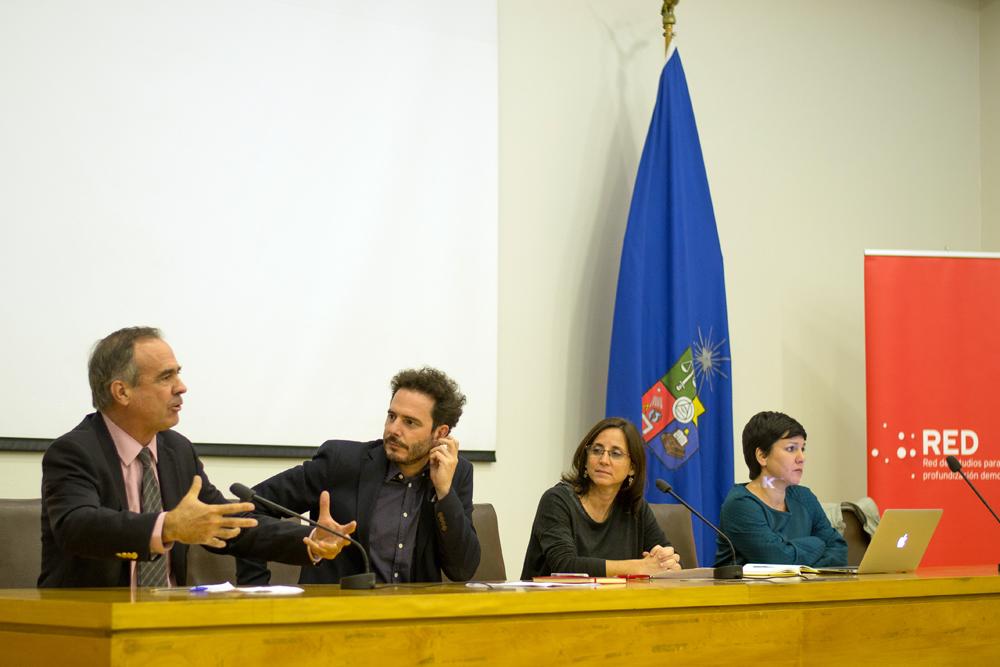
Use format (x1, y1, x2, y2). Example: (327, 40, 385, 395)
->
(713, 484, 847, 567)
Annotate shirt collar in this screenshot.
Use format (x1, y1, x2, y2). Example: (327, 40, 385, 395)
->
(101, 412, 158, 465)
(383, 460, 429, 483)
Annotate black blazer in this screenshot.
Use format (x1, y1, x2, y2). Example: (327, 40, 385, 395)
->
(39, 413, 312, 587)
(237, 439, 480, 584)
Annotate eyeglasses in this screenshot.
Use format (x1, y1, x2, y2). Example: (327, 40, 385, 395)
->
(587, 444, 628, 461)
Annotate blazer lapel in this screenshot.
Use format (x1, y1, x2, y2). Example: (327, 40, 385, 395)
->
(155, 433, 182, 511)
(355, 442, 385, 546)
(93, 414, 128, 510)
(415, 488, 436, 561)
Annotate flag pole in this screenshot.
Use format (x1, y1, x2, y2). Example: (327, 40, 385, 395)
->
(662, 0, 680, 53)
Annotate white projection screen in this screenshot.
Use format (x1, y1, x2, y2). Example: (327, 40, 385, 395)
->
(0, 1, 498, 457)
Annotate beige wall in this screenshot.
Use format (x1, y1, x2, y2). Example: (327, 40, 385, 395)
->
(487, 0, 983, 573)
(985, 0, 1000, 250)
(0, 0, 988, 578)
(683, 0, 982, 504)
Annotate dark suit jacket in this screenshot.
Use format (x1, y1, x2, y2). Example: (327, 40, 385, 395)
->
(39, 413, 312, 587)
(236, 439, 480, 584)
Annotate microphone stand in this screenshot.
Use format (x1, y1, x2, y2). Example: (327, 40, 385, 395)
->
(946, 456, 1000, 573)
(655, 479, 742, 579)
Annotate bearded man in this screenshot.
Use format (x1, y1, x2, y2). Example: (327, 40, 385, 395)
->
(236, 367, 480, 584)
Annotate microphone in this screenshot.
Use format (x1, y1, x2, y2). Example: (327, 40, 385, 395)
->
(946, 456, 1000, 525)
(230, 483, 376, 590)
(655, 479, 742, 579)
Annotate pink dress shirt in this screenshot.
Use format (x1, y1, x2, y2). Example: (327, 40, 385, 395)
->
(101, 413, 175, 587)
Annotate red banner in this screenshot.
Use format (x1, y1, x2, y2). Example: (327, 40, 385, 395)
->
(866, 253, 1000, 566)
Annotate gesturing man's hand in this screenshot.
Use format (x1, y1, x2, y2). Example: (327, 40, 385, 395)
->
(162, 476, 258, 548)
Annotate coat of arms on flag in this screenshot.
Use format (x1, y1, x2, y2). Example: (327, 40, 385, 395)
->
(641, 347, 706, 469)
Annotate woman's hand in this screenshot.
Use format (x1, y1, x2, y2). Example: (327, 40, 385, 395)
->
(640, 545, 682, 573)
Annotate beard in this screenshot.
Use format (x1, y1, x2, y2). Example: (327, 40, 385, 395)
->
(384, 434, 434, 466)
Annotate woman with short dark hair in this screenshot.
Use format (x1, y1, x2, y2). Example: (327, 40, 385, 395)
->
(520, 417, 683, 578)
(713, 411, 847, 567)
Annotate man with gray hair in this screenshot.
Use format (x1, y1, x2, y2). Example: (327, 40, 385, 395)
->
(40, 326, 352, 587)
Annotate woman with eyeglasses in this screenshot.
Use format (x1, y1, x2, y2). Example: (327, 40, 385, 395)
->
(520, 417, 683, 579)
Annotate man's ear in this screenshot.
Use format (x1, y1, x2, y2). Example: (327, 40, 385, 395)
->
(109, 379, 130, 407)
(434, 424, 450, 440)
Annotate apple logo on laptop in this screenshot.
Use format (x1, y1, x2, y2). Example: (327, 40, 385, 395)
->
(896, 533, 909, 549)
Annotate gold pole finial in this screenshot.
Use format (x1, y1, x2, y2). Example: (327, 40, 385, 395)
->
(662, 0, 680, 53)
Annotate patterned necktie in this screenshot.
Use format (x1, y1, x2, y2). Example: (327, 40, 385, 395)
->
(137, 447, 169, 587)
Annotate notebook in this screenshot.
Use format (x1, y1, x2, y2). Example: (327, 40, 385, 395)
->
(818, 508, 943, 575)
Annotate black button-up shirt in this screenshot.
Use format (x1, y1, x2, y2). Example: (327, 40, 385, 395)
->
(369, 463, 431, 583)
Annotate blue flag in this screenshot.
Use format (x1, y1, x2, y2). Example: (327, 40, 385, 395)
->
(606, 49, 734, 568)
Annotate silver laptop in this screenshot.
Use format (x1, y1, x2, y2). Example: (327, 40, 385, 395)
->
(820, 508, 943, 575)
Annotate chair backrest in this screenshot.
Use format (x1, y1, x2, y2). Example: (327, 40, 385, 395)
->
(187, 545, 301, 586)
(440, 502, 505, 582)
(841, 506, 871, 566)
(469, 502, 505, 581)
(186, 544, 237, 585)
(0, 498, 42, 587)
(649, 503, 698, 569)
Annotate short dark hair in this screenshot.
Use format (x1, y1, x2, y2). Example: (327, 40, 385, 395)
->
(88, 327, 163, 411)
(390, 367, 466, 429)
(742, 411, 807, 479)
(562, 417, 647, 513)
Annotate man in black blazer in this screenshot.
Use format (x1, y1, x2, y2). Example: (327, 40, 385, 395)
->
(237, 367, 481, 585)
(39, 327, 351, 588)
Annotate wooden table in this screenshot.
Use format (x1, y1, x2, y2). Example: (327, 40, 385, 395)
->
(2, 567, 999, 666)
